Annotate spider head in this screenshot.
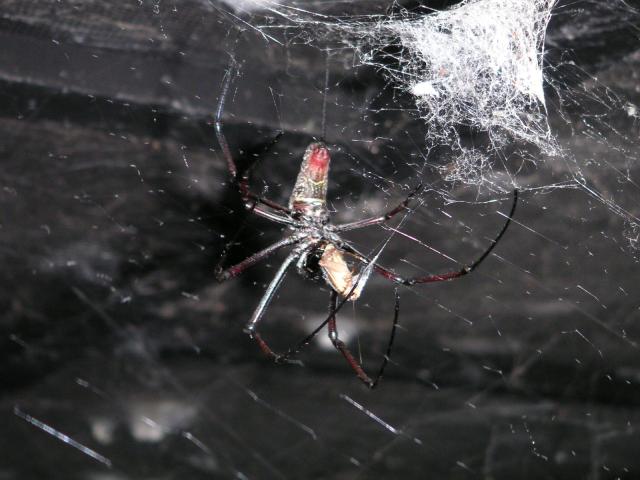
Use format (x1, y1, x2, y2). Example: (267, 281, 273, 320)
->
(289, 142, 330, 222)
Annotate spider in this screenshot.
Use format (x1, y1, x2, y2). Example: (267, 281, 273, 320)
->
(214, 66, 518, 388)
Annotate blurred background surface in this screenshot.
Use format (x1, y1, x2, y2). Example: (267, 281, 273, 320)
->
(1, 1, 640, 479)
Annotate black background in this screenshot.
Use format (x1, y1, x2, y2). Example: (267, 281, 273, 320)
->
(2, 1, 640, 479)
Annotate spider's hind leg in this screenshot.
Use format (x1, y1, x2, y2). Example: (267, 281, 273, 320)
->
(327, 288, 401, 389)
(327, 290, 375, 388)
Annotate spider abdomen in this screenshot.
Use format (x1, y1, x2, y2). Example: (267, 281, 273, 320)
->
(289, 143, 330, 220)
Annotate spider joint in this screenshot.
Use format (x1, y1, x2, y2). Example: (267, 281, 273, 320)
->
(243, 325, 256, 335)
(274, 354, 304, 367)
(215, 267, 230, 282)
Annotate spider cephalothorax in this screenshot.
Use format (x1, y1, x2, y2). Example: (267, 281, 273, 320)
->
(214, 66, 518, 388)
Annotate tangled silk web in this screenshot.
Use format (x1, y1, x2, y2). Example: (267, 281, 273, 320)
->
(253, 0, 558, 187)
(247, 0, 640, 249)
(348, 0, 558, 186)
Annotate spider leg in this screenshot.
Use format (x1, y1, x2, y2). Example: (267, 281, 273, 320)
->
(327, 290, 374, 386)
(235, 132, 293, 216)
(243, 247, 307, 361)
(277, 246, 389, 363)
(370, 288, 401, 389)
(327, 288, 401, 389)
(215, 236, 299, 281)
(333, 184, 423, 232)
(215, 59, 292, 216)
(342, 189, 518, 286)
(215, 60, 240, 180)
(247, 202, 301, 226)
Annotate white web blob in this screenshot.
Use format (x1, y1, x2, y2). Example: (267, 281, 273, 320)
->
(350, 0, 558, 186)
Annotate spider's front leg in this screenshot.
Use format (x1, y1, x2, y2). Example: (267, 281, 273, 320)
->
(215, 58, 293, 220)
(215, 236, 298, 281)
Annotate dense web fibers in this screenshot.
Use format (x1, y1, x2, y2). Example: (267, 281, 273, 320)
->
(348, 0, 558, 185)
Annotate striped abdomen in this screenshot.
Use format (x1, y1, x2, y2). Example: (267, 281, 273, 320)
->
(289, 143, 330, 219)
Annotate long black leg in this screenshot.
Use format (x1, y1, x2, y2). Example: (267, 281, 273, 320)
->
(369, 288, 400, 389)
(327, 289, 401, 389)
(215, 59, 292, 216)
(215, 236, 299, 281)
(333, 184, 423, 232)
(342, 189, 518, 286)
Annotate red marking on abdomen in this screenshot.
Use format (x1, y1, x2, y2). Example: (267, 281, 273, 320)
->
(308, 145, 330, 178)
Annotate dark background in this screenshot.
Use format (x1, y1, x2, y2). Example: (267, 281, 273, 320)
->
(1, 1, 640, 479)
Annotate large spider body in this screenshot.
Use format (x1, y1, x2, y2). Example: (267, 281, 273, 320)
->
(214, 66, 518, 388)
(217, 141, 377, 298)
(284, 142, 373, 300)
